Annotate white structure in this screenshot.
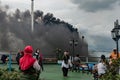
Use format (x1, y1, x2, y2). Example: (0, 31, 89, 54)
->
(31, 0, 34, 32)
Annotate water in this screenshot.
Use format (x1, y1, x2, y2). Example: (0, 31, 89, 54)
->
(89, 51, 110, 58)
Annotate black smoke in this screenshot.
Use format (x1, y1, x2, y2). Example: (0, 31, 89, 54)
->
(0, 3, 88, 57)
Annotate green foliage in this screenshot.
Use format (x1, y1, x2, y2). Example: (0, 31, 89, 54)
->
(101, 58, 120, 80)
(0, 68, 21, 80)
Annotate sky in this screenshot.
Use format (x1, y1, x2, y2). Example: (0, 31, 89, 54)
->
(1, 0, 120, 52)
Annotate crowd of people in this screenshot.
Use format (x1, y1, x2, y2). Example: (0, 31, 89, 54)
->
(92, 48, 120, 80)
(0, 45, 44, 80)
(0, 46, 120, 80)
(61, 48, 120, 80)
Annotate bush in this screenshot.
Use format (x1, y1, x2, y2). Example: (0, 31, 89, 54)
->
(101, 58, 120, 80)
(0, 68, 21, 80)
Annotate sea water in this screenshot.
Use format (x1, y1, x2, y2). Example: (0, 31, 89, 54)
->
(89, 51, 110, 58)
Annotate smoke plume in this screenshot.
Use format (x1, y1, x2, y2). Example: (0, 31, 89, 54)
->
(0, 3, 88, 57)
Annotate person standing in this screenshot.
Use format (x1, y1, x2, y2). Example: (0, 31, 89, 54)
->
(19, 45, 41, 80)
(16, 50, 24, 65)
(97, 59, 107, 78)
(33, 48, 44, 71)
(73, 54, 81, 72)
(96, 55, 107, 79)
(61, 51, 70, 77)
(109, 49, 120, 74)
(1, 54, 8, 64)
(110, 49, 120, 60)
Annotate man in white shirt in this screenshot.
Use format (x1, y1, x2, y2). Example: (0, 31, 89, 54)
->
(97, 59, 107, 77)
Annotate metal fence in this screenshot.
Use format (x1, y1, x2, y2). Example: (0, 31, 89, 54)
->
(0, 51, 109, 64)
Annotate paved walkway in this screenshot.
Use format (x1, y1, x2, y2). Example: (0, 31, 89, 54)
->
(40, 64, 93, 80)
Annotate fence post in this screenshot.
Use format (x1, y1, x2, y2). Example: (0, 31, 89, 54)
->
(8, 52, 12, 71)
(86, 57, 88, 63)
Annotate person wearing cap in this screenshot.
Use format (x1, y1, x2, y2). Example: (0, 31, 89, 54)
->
(19, 45, 41, 80)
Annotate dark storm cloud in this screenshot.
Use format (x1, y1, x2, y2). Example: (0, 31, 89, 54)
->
(88, 34, 114, 51)
(71, 0, 119, 12)
(79, 28, 115, 51)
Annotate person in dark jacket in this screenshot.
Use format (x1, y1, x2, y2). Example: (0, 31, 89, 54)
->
(16, 51, 24, 65)
(1, 54, 8, 64)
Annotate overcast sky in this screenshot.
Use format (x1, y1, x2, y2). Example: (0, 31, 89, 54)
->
(1, 0, 120, 52)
